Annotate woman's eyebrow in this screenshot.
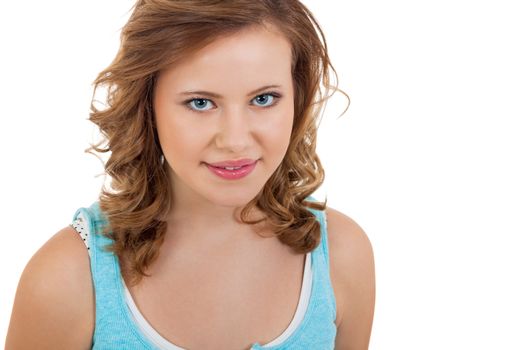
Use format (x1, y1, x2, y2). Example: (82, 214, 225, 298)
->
(178, 84, 282, 98)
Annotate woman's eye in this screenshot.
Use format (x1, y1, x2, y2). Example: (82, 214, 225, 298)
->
(187, 98, 213, 111)
(252, 93, 277, 107)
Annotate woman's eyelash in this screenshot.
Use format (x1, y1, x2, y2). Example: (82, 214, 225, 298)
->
(183, 91, 282, 112)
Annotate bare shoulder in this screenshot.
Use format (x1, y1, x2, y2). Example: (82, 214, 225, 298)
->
(5, 225, 94, 350)
(325, 206, 376, 350)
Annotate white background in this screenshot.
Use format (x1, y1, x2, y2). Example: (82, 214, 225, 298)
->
(1, 1, 524, 348)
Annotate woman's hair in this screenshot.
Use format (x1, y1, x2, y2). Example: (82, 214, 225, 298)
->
(87, 0, 349, 286)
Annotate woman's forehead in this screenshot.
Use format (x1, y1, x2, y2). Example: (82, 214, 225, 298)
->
(156, 25, 293, 92)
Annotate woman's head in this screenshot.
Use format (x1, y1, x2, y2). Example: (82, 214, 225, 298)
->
(88, 0, 346, 285)
(154, 23, 295, 211)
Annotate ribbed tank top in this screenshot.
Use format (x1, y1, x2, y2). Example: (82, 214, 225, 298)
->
(70, 198, 337, 349)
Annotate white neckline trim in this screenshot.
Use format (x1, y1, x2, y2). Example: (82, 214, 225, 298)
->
(122, 252, 313, 349)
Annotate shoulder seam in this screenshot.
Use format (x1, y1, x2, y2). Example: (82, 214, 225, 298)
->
(70, 213, 91, 258)
(320, 209, 330, 264)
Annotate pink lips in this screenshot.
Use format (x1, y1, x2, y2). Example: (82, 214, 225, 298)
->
(205, 159, 258, 180)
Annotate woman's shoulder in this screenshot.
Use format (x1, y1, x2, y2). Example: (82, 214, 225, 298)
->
(324, 206, 372, 255)
(324, 206, 375, 346)
(5, 226, 94, 349)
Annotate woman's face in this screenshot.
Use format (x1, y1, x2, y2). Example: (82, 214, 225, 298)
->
(153, 25, 294, 209)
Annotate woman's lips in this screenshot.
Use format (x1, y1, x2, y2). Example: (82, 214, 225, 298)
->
(206, 160, 257, 180)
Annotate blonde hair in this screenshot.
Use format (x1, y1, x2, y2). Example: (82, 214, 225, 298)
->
(87, 0, 349, 286)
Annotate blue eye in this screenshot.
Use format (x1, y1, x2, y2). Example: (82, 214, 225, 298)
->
(187, 98, 213, 111)
(253, 94, 276, 107)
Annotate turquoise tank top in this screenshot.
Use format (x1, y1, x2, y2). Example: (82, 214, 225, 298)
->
(71, 198, 337, 349)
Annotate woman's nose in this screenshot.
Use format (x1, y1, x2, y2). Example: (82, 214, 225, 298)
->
(214, 107, 253, 152)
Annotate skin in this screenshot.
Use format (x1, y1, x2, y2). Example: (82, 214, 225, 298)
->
(153, 23, 295, 246)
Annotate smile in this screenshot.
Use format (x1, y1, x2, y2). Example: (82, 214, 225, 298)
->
(205, 161, 257, 180)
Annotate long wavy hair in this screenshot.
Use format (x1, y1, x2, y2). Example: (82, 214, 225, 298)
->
(87, 0, 349, 286)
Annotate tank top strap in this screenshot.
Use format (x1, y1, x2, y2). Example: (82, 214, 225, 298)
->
(71, 202, 154, 349)
(305, 196, 330, 266)
(304, 195, 337, 324)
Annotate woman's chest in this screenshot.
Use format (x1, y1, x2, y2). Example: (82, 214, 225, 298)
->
(124, 245, 307, 349)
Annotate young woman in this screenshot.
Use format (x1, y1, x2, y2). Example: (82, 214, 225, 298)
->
(5, 1, 375, 349)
